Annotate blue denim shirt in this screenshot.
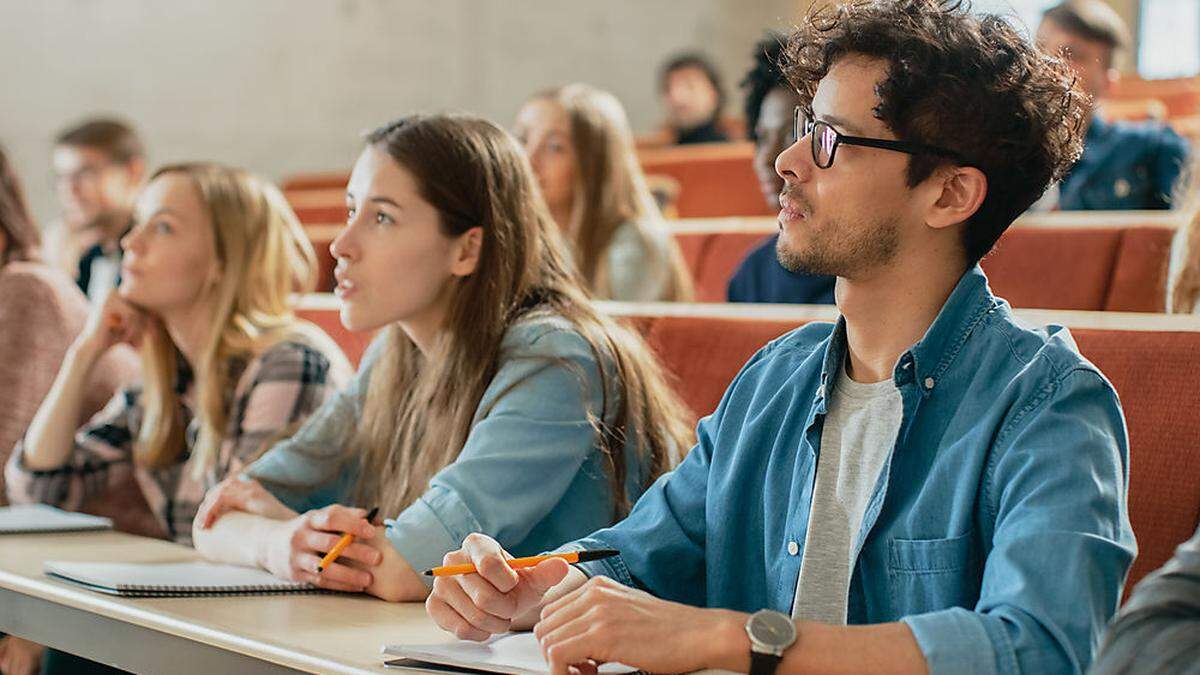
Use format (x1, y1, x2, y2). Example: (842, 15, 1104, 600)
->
(571, 266, 1135, 674)
(1058, 115, 1189, 210)
(244, 312, 650, 584)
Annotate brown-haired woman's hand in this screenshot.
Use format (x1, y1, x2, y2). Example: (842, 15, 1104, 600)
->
(77, 290, 149, 356)
(258, 505, 382, 593)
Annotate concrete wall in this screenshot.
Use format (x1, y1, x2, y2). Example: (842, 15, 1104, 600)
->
(0, 0, 799, 226)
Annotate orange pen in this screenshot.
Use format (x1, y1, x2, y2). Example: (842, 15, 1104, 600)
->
(423, 549, 619, 577)
(317, 506, 378, 573)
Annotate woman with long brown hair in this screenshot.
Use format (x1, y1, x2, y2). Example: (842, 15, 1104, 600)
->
(7, 162, 352, 543)
(193, 114, 694, 601)
(514, 83, 693, 301)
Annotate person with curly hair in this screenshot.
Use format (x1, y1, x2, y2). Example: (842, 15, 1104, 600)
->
(727, 34, 836, 304)
(425, 2, 1134, 674)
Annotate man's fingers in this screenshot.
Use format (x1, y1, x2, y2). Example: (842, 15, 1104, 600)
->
(535, 585, 595, 641)
(543, 634, 603, 675)
(463, 535, 519, 592)
(522, 558, 570, 596)
(457, 571, 519, 619)
(435, 577, 513, 636)
(428, 592, 496, 642)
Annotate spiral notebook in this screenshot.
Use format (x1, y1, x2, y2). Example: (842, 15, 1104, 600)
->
(0, 504, 112, 534)
(43, 560, 319, 598)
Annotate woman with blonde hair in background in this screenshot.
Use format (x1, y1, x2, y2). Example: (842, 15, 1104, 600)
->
(192, 114, 694, 602)
(514, 83, 693, 301)
(6, 162, 352, 544)
(1167, 161, 1200, 313)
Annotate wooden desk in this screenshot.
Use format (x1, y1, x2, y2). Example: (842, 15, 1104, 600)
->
(0, 530, 450, 674)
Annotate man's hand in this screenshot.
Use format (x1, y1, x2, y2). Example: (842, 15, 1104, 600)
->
(533, 575, 750, 675)
(426, 533, 576, 640)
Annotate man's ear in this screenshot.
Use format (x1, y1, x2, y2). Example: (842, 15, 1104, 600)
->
(925, 166, 988, 232)
(450, 226, 483, 277)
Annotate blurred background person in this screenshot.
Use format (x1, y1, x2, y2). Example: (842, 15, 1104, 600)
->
(515, 83, 693, 301)
(660, 52, 730, 145)
(726, 34, 835, 304)
(1035, 0, 1189, 210)
(49, 118, 146, 301)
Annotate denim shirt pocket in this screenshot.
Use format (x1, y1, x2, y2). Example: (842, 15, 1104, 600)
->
(887, 531, 979, 615)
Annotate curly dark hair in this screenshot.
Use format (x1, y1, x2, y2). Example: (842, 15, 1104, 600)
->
(740, 33, 788, 143)
(783, 0, 1088, 263)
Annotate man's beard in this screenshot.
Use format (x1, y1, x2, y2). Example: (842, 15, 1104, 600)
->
(775, 187, 900, 277)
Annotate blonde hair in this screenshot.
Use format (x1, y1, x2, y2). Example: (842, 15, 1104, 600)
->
(351, 115, 694, 519)
(535, 84, 693, 302)
(1169, 160, 1200, 313)
(136, 163, 326, 476)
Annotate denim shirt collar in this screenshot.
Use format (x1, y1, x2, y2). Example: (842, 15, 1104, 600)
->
(817, 265, 999, 402)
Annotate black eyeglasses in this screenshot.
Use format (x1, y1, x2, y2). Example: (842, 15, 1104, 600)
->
(793, 107, 966, 169)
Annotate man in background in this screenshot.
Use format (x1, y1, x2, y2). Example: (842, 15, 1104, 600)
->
(50, 118, 145, 301)
(1036, 0, 1189, 210)
(727, 35, 835, 304)
(660, 52, 729, 145)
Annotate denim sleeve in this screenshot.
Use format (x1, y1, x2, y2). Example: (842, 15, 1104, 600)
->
(384, 328, 615, 584)
(1091, 524, 1200, 675)
(242, 332, 385, 512)
(567, 341, 781, 605)
(904, 368, 1135, 675)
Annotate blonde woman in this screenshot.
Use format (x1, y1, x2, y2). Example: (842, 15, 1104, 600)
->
(513, 84, 693, 301)
(192, 114, 694, 602)
(6, 163, 352, 544)
(1167, 163, 1200, 313)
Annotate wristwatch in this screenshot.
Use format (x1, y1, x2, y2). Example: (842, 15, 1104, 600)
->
(745, 609, 797, 675)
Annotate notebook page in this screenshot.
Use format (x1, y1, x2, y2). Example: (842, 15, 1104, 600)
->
(384, 632, 636, 675)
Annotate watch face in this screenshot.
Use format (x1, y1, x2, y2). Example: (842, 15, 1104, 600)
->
(748, 611, 796, 648)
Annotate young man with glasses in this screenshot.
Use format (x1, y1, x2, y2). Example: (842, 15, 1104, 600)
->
(49, 118, 145, 302)
(426, 2, 1135, 674)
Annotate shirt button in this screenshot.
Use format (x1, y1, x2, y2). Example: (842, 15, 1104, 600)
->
(787, 541, 799, 556)
(924, 377, 935, 390)
(816, 384, 825, 398)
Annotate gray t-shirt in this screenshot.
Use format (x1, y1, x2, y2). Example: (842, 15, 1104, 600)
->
(792, 361, 903, 623)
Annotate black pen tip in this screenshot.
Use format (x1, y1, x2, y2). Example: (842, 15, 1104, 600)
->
(575, 549, 620, 563)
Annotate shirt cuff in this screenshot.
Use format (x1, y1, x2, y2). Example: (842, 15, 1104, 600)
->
(385, 484, 483, 588)
(902, 607, 1013, 675)
(552, 536, 636, 587)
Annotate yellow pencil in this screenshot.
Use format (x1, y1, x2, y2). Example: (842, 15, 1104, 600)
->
(317, 506, 378, 573)
(423, 549, 619, 577)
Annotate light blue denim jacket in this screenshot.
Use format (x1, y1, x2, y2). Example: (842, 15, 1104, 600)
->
(571, 266, 1136, 674)
(244, 311, 648, 583)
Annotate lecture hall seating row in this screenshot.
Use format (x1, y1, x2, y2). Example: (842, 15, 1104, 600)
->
(295, 294, 1200, 601)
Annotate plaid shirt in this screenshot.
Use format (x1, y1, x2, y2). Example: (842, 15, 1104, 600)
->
(5, 340, 350, 544)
